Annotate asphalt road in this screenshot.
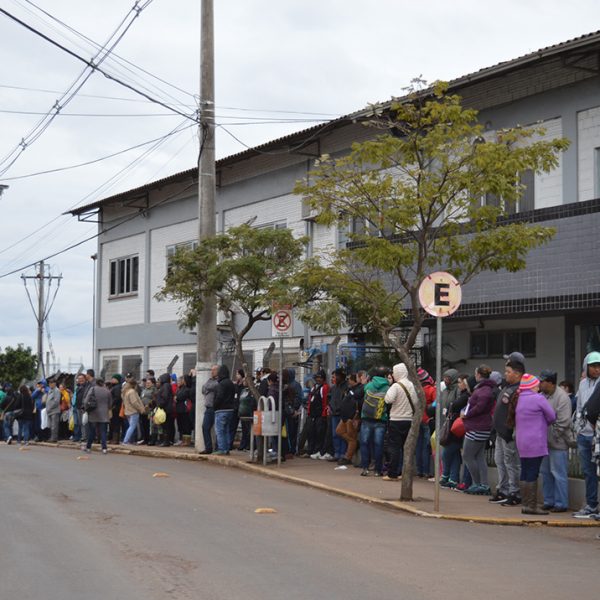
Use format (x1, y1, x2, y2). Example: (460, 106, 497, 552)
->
(1, 445, 598, 600)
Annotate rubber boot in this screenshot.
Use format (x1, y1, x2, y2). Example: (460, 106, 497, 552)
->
(521, 481, 549, 515)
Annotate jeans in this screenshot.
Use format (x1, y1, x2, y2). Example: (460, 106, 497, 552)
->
(359, 420, 386, 472)
(228, 410, 239, 450)
(416, 423, 432, 476)
(541, 449, 569, 509)
(202, 407, 215, 452)
(48, 413, 60, 442)
(494, 437, 521, 495)
(215, 410, 233, 453)
(239, 418, 252, 450)
(331, 415, 347, 459)
(3, 412, 14, 439)
(387, 420, 411, 478)
(520, 456, 544, 482)
(86, 422, 108, 450)
(72, 407, 83, 442)
(442, 440, 462, 482)
(123, 413, 140, 444)
(463, 437, 489, 486)
(18, 419, 32, 443)
(577, 434, 599, 508)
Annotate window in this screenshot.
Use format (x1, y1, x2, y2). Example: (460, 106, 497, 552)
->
(109, 255, 139, 298)
(166, 240, 198, 273)
(122, 355, 142, 380)
(101, 356, 119, 380)
(470, 329, 536, 358)
(483, 170, 535, 214)
(182, 352, 196, 375)
(255, 220, 287, 230)
(594, 148, 600, 198)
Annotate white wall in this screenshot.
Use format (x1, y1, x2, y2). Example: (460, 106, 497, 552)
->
(442, 316, 565, 380)
(100, 234, 145, 328)
(148, 344, 196, 378)
(531, 117, 563, 209)
(578, 106, 600, 201)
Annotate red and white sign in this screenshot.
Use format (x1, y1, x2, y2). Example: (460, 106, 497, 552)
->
(272, 303, 293, 338)
(418, 271, 462, 318)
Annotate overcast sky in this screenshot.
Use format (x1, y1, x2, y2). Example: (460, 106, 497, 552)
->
(0, 0, 598, 371)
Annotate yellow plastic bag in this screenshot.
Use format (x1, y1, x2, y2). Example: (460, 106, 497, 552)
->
(68, 413, 75, 432)
(430, 430, 436, 453)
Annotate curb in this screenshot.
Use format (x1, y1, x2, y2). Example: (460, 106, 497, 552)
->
(37, 442, 600, 528)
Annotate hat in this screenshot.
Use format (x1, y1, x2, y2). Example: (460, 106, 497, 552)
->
(125, 372, 134, 379)
(417, 368, 430, 381)
(539, 370, 557, 384)
(519, 373, 540, 391)
(111, 374, 122, 382)
(489, 371, 503, 386)
(504, 351, 525, 365)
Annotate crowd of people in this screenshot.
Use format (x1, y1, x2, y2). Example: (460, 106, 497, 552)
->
(2, 350, 599, 520)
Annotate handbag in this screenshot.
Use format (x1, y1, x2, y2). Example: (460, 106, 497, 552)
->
(438, 416, 452, 446)
(450, 416, 466, 438)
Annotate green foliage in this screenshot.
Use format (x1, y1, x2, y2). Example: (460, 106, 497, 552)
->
(0, 344, 38, 387)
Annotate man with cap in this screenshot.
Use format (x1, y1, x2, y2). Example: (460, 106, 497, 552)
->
(539, 370, 572, 512)
(490, 354, 525, 506)
(573, 351, 600, 518)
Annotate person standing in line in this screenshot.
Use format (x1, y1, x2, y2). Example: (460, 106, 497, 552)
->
(213, 365, 235, 455)
(200, 365, 219, 454)
(156, 373, 174, 447)
(139, 377, 156, 444)
(539, 370, 572, 513)
(490, 356, 525, 507)
(416, 368, 436, 478)
(15, 385, 34, 445)
(174, 376, 193, 446)
(461, 365, 496, 495)
(336, 373, 361, 466)
(84, 378, 112, 454)
(509, 374, 556, 515)
(45, 379, 61, 443)
(122, 378, 145, 444)
(329, 369, 349, 463)
(572, 351, 600, 519)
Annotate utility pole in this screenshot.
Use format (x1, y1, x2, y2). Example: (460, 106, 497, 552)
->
(195, 0, 218, 452)
(21, 260, 62, 379)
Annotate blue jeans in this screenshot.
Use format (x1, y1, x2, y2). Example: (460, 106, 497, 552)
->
(215, 410, 233, 453)
(541, 449, 569, 509)
(416, 423, 432, 476)
(3, 412, 14, 439)
(123, 413, 140, 444)
(202, 407, 215, 452)
(18, 419, 31, 443)
(577, 434, 598, 508)
(359, 420, 385, 472)
(72, 407, 82, 442)
(331, 415, 346, 459)
(442, 441, 462, 482)
(86, 422, 108, 450)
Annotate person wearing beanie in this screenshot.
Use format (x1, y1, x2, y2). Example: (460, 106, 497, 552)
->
(416, 368, 436, 478)
(509, 374, 556, 515)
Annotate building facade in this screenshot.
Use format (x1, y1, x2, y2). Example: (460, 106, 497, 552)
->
(71, 32, 600, 382)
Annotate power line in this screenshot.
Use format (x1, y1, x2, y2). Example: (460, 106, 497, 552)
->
(0, 108, 183, 117)
(0, 7, 197, 125)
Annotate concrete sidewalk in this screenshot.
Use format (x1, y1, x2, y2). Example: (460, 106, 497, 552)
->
(36, 440, 600, 528)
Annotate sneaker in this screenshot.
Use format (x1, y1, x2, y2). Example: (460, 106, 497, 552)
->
(382, 475, 400, 481)
(84, 448, 91, 453)
(489, 491, 508, 504)
(440, 479, 457, 489)
(465, 484, 490, 495)
(310, 452, 321, 460)
(319, 453, 334, 461)
(102, 449, 108, 454)
(550, 506, 567, 513)
(374, 471, 383, 477)
(455, 483, 469, 492)
(572, 505, 600, 519)
(337, 457, 352, 466)
(500, 494, 522, 507)
(6, 436, 12, 445)
(360, 469, 369, 477)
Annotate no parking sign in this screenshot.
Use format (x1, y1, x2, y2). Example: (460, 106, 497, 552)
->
(271, 303, 293, 338)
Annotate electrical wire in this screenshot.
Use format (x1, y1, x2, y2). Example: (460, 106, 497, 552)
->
(0, 2, 162, 176)
(0, 109, 183, 117)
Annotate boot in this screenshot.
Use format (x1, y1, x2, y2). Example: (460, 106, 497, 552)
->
(148, 432, 157, 446)
(521, 481, 549, 516)
(181, 435, 191, 447)
(159, 433, 171, 447)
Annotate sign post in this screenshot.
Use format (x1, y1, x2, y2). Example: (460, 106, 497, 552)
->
(272, 303, 293, 467)
(418, 271, 462, 512)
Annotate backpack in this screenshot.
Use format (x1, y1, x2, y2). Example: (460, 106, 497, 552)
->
(85, 388, 97, 413)
(362, 389, 387, 421)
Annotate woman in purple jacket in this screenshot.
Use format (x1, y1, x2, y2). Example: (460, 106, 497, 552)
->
(461, 365, 496, 495)
(509, 374, 556, 515)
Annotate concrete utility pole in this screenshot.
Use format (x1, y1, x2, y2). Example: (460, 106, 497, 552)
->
(21, 260, 62, 379)
(195, 0, 218, 452)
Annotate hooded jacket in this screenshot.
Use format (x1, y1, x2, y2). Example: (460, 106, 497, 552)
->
(439, 369, 459, 411)
(122, 383, 145, 416)
(384, 363, 416, 421)
(515, 388, 556, 458)
(329, 377, 349, 416)
(544, 385, 572, 450)
(361, 376, 390, 422)
(287, 369, 303, 411)
(463, 378, 496, 432)
(214, 365, 235, 412)
(156, 373, 173, 411)
(493, 381, 520, 442)
(576, 351, 600, 436)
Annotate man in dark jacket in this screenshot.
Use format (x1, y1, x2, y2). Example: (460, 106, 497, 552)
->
(329, 369, 349, 462)
(213, 365, 235, 455)
(491, 358, 525, 506)
(109, 374, 124, 444)
(156, 373, 174, 446)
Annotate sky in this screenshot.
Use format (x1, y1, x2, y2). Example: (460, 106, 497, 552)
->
(0, 0, 598, 371)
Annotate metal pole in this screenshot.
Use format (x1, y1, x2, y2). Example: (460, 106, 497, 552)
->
(277, 337, 283, 467)
(195, 0, 217, 452)
(434, 316, 443, 512)
(37, 260, 45, 379)
(91, 254, 97, 371)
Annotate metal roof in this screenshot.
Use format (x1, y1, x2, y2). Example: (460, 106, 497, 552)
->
(69, 29, 600, 217)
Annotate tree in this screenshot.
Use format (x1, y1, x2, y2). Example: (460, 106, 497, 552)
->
(0, 344, 38, 388)
(294, 80, 569, 500)
(156, 223, 308, 397)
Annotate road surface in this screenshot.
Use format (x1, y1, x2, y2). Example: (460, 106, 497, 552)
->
(1, 445, 598, 600)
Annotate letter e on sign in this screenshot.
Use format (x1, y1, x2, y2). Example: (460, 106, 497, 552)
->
(418, 272, 461, 318)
